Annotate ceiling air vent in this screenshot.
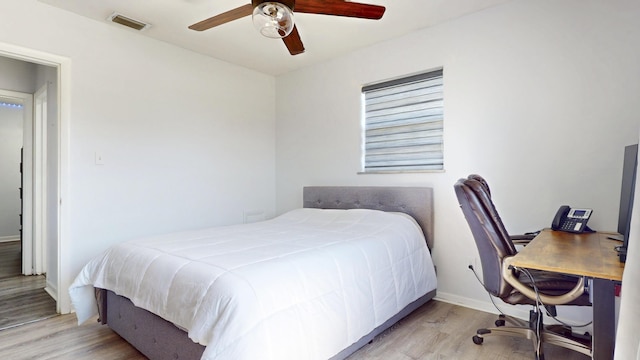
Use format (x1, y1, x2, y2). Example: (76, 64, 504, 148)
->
(108, 13, 151, 31)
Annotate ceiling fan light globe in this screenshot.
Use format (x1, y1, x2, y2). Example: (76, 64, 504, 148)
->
(252, 2, 294, 39)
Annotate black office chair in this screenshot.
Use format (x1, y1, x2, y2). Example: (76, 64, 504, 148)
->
(466, 174, 538, 245)
(454, 175, 592, 360)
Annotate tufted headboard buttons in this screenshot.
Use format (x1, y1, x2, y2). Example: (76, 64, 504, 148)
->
(302, 186, 434, 250)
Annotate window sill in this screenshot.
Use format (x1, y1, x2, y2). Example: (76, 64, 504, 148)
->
(357, 169, 445, 175)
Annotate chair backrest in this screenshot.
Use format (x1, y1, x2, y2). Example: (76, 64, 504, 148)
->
(467, 174, 491, 196)
(454, 176, 518, 298)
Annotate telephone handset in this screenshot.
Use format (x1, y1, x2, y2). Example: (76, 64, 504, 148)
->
(551, 205, 593, 233)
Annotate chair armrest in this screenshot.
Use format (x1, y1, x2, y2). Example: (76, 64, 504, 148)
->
(511, 234, 536, 241)
(510, 233, 537, 246)
(502, 256, 586, 305)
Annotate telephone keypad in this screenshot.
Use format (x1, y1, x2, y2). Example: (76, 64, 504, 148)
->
(561, 219, 583, 232)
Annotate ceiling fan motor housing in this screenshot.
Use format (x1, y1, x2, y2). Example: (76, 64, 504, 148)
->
(252, 0, 296, 11)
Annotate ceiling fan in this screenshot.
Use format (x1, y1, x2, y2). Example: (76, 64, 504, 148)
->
(188, 0, 386, 56)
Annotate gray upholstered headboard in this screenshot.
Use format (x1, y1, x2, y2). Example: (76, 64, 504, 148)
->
(303, 186, 434, 250)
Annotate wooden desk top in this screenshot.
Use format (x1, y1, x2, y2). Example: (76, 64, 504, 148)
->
(510, 229, 624, 281)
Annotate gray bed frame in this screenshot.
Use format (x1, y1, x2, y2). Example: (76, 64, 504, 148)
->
(96, 186, 435, 360)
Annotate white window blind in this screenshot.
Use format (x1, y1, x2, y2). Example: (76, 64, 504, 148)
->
(362, 69, 443, 172)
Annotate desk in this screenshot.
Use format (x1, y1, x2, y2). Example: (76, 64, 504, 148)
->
(510, 229, 624, 360)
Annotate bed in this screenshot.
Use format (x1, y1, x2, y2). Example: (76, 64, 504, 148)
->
(69, 186, 437, 360)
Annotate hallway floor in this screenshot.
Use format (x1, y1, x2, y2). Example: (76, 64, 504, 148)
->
(0, 241, 57, 330)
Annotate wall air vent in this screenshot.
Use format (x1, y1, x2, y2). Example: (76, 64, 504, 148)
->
(108, 12, 151, 31)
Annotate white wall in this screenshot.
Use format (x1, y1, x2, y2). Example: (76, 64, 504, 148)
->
(276, 0, 640, 321)
(0, 57, 36, 93)
(1, 0, 277, 312)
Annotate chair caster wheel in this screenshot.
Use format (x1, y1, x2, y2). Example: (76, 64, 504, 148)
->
(495, 319, 506, 327)
(472, 335, 484, 345)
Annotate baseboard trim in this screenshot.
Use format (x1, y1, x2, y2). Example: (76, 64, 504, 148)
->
(0, 235, 20, 243)
(45, 282, 58, 302)
(434, 291, 529, 320)
(434, 291, 594, 333)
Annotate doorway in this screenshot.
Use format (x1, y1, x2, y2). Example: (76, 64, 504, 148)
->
(0, 94, 26, 281)
(0, 54, 60, 327)
(0, 88, 56, 328)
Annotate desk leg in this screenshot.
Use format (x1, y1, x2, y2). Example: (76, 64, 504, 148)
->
(592, 278, 615, 360)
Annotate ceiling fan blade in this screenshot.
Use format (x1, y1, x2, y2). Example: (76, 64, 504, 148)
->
(295, 0, 385, 20)
(282, 25, 305, 55)
(189, 4, 254, 31)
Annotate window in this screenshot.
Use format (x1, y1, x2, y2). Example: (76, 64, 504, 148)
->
(362, 69, 444, 172)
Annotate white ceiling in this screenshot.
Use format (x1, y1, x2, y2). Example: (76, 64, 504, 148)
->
(38, 0, 512, 75)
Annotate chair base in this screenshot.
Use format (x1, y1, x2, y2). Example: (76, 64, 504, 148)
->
(472, 313, 592, 359)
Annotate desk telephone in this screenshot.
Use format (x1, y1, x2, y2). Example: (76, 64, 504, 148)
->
(551, 205, 593, 233)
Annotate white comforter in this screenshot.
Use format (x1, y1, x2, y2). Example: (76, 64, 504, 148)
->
(69, 208, 437, 360)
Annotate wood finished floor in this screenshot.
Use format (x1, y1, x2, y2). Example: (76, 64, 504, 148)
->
(0, 241, 57, 330)
(0, 240, 22, 279)
(0, 300, 590, 360)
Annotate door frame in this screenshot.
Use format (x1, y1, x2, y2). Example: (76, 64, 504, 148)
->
(32, 84, 48, 275)
(0, 42, 70, 313)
